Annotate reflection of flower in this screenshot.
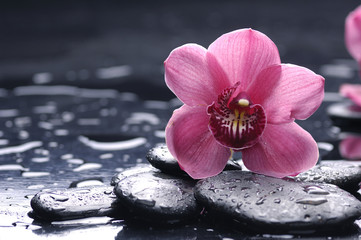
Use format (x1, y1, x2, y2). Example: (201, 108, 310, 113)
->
(340, 5, 361, 106)
(340, 135, 361, 160)
(164, 29, 324, 179)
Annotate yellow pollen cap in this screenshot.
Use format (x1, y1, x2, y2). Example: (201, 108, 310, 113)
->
(238, 99, 250, 107)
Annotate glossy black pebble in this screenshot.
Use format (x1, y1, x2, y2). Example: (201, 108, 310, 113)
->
(30, 186, 122, 221)
(146, 144, 242, 175)
(293, 160, 361, 192)
(195, 171, 361, 233)
(327, 102, 361, 132)
(110, 164, 158, 186)
(114, 170, 199, 224)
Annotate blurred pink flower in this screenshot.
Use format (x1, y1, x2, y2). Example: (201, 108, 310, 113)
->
(164, 29, 324, 179)
(341, 5, 361, 106)
(345, 5, 361, 63)
(340, 135, 361, 160)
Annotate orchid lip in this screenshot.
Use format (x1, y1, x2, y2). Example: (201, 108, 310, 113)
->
(207, 84, 266, 150)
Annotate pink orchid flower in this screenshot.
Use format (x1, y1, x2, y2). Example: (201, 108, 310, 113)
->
(164, 29, 325, 179)
(341, 5, 361, 106)
(340, 135, 361, 160)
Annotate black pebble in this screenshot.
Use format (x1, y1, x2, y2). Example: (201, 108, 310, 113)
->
(327, 102, 361, 132)
(195, 171, 361, 233)
(110, 164, 158, 186)
(30, 186, 123, 221)
(114, 170, 199, 225)
(146, 144, 242, 176)
(293, 160, 361, 192)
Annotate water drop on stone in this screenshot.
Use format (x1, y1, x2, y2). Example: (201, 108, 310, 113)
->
(256, 197, 266, 205)
(273, 198, 281, 204)
(104, 190, 113, 195)
(296, 197, 328, 206)
(50, 194, 69, 202)
(303, 185, 330, 195)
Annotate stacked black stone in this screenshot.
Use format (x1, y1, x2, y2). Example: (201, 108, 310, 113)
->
(30, 144, 361, 233)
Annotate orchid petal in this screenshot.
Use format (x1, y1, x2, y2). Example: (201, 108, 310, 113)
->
(164, 44, 230, 106)
(345, 5, 361, 61)
(242, 122, 318, 178)
(248, 64, 324, 124)
(340, 136, 361, 160)
(208, 29, 281, 89)
(166, 105, 231, 179)
(340, 84, 361, 107)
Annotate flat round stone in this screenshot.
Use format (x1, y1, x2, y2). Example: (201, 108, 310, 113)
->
(30, 186, 123, 221)
(293, 160, 361, 192)
(195, 171, 361, 233)
(114, 170, 199, 224)
(327, 102, 361, 132)
(146, 144, 242, 175)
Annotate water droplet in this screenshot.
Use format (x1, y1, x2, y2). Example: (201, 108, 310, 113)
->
(274, 198, 281, 204)
(235, 203, 243, 213)
(73, 163, 102, 172)
(256, 197, 266, 205)
(104, 190, 113, 195)
(70, 179, 104, 188)
(67, 158, 84, 165)
(0, 164, 29, 171)
(31, 157, 49, 163)
(312, 175, 322, 180)
(0, 141, 42, 155)
(303, 185, 329, 195)
(296, 197, 328, 206)
(78, 135, 146, 151)
(22, 172, 50, 178)
(50, 194, 69, 202)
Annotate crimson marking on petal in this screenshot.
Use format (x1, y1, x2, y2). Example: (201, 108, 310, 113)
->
(207, 86, 266, 150)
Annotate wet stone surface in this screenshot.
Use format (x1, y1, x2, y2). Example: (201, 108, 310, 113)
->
(146, 144, 184, 175)
(195, 171, 361, 233)
(114, 170, 199, 225)
(293, 160, 361, 192)
(110, 164, 159, 186)
(146, 144, 242, 176)
(30, 186, 123, 221)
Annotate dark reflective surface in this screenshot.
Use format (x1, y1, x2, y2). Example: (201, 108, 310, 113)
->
(1, 0, 361, 239)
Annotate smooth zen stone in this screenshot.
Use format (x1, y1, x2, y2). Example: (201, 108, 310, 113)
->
(195, 171, 361, 233)
(293, 160, 361, 192)
(30, 186, 123, 221)
(110, 164, 158, 186)
(327, 102, 361, 132)
(146, 144, 242, 176)
(114, 170, 199, 224)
